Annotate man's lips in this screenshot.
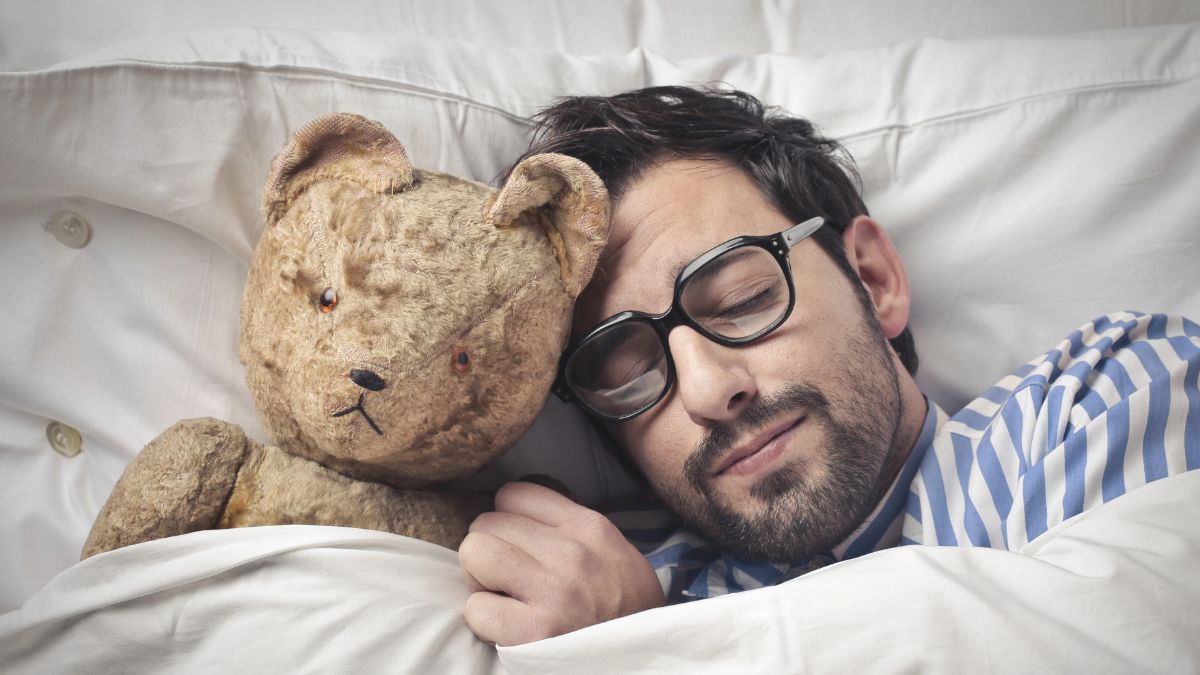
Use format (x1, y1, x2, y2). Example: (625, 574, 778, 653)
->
(712, 415, 805, 477)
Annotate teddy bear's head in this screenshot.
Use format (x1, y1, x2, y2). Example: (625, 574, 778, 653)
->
(239, 113, 607, 488)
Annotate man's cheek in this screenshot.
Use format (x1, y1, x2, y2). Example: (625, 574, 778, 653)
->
(642, 455, 682, 493)
(613, 420, 663, 468)
(631, 444, 687, 500)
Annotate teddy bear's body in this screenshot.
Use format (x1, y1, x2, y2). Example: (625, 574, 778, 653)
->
(83, 417, 489, 552)
(82, 113, 607, 558)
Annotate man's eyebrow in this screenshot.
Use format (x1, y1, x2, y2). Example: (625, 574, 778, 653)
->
(663, 247, 756, 289)
(661, 258, 689, 288)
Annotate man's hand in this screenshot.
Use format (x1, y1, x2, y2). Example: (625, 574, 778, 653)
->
(459, 481, 666, 646)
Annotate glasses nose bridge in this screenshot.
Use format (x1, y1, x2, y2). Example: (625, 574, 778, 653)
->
(654, 300, 685, 332)
(648, 296, 707, 356)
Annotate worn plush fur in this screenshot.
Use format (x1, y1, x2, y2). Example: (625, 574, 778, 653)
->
(82, 113, 608, 557)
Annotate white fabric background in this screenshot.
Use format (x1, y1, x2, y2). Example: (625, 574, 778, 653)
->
(3, 0, 1199, 69)
(2, 4, 1200, 670)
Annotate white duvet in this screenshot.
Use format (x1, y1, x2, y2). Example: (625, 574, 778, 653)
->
(2, 470, 1197, 673)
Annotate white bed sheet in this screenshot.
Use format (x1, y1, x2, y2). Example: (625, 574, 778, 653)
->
(3, 465, 1197, 673)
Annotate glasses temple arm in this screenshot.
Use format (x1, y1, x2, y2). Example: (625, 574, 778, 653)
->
(782, 216, 825, 249)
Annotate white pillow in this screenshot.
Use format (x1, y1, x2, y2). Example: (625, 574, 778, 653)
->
(2, 21, 1198, 611)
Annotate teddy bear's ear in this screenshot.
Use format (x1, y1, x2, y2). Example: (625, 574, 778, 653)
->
(262, 113, 414, 226)
(486, 154, 609, 299)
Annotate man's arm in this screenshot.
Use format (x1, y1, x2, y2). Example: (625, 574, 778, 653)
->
(458, 481, 666, 645)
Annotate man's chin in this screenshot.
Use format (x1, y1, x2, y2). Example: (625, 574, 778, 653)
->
(697, 466, 871, 562)
(748, 459, 813, 501)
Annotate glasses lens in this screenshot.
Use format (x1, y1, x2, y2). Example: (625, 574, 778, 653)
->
(681, 246, 790, 340)
(565, 320, 668, 418)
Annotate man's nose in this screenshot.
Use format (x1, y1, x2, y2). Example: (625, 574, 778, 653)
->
(668, 327, 756, 425)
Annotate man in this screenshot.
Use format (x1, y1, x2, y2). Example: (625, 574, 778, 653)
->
(457, 85, 1200, 646)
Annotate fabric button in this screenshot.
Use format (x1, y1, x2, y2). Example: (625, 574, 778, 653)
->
(46, 210, 92, 249)
(46, 421, 83, 458)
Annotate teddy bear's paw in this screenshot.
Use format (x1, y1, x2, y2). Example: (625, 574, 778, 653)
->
(80, 418, 250, 559)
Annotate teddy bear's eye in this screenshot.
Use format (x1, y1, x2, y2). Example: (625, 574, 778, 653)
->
(452, 346, 470, 374)
(318, 287, 338, 313)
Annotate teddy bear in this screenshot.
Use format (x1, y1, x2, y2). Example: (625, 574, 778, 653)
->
(81, 112, 608, 557)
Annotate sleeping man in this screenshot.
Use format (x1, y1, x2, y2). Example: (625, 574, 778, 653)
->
(457, 85, 1200, 646)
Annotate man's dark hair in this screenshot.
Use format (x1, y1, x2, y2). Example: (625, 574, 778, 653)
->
(509, 85, 918, 375)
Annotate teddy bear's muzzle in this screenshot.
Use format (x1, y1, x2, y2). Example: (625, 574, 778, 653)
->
(331, 392, 383, 436)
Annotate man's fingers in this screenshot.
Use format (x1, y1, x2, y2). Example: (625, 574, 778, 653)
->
(457, 530, 545, 600)
(460, 567, 485, 593)
(469, 510, 546, 543)
(468, 510, 567, 562)
(492, 480, 585, 526)
(464, 591, 547, 647)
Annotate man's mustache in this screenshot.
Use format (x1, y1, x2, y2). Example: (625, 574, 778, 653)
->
(683, 383, 831, 490)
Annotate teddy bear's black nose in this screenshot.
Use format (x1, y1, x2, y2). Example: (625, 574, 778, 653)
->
(349, 369, 386, 391)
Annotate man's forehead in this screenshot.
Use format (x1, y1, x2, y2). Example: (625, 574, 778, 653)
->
(609, 157, 741, 229)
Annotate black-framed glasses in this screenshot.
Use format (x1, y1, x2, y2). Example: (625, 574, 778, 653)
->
(553, 216, 825, 421)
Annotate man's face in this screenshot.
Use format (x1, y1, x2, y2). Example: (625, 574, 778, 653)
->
(576, 158, 907, 562)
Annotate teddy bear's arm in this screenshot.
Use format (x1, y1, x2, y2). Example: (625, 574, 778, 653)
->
(81, 417, 250, 559)
(218, 442, 492, 550)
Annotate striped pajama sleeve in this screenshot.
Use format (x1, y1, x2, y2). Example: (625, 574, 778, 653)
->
(904, 312, 1200, 550)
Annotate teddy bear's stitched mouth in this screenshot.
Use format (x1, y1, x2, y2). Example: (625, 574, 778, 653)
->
(331, 393, 383, 435)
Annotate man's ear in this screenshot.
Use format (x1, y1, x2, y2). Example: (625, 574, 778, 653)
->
(262, 113, 414, 227)
(486, 154, 610, 299)
(841, 216, 911, 340)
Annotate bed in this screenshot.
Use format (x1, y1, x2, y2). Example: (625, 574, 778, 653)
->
(2, 2, 1200, 672)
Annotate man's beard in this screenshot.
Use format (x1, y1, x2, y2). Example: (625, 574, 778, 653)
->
(663, 321, 904, 564)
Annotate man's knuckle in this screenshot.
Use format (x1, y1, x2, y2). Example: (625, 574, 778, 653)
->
(494, 481, 534, 510)
(577, 510, 617, 537)
(493, 481, 518, 502)
(458, 531, 488, 564)
(558, 538, 591, 567)
(466, 513, 486, 535)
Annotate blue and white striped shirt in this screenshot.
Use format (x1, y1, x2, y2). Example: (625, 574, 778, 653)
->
(612, 312, 1200, 602)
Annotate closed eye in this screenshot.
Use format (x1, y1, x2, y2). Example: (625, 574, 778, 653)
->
(714, 287, 774, 318)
